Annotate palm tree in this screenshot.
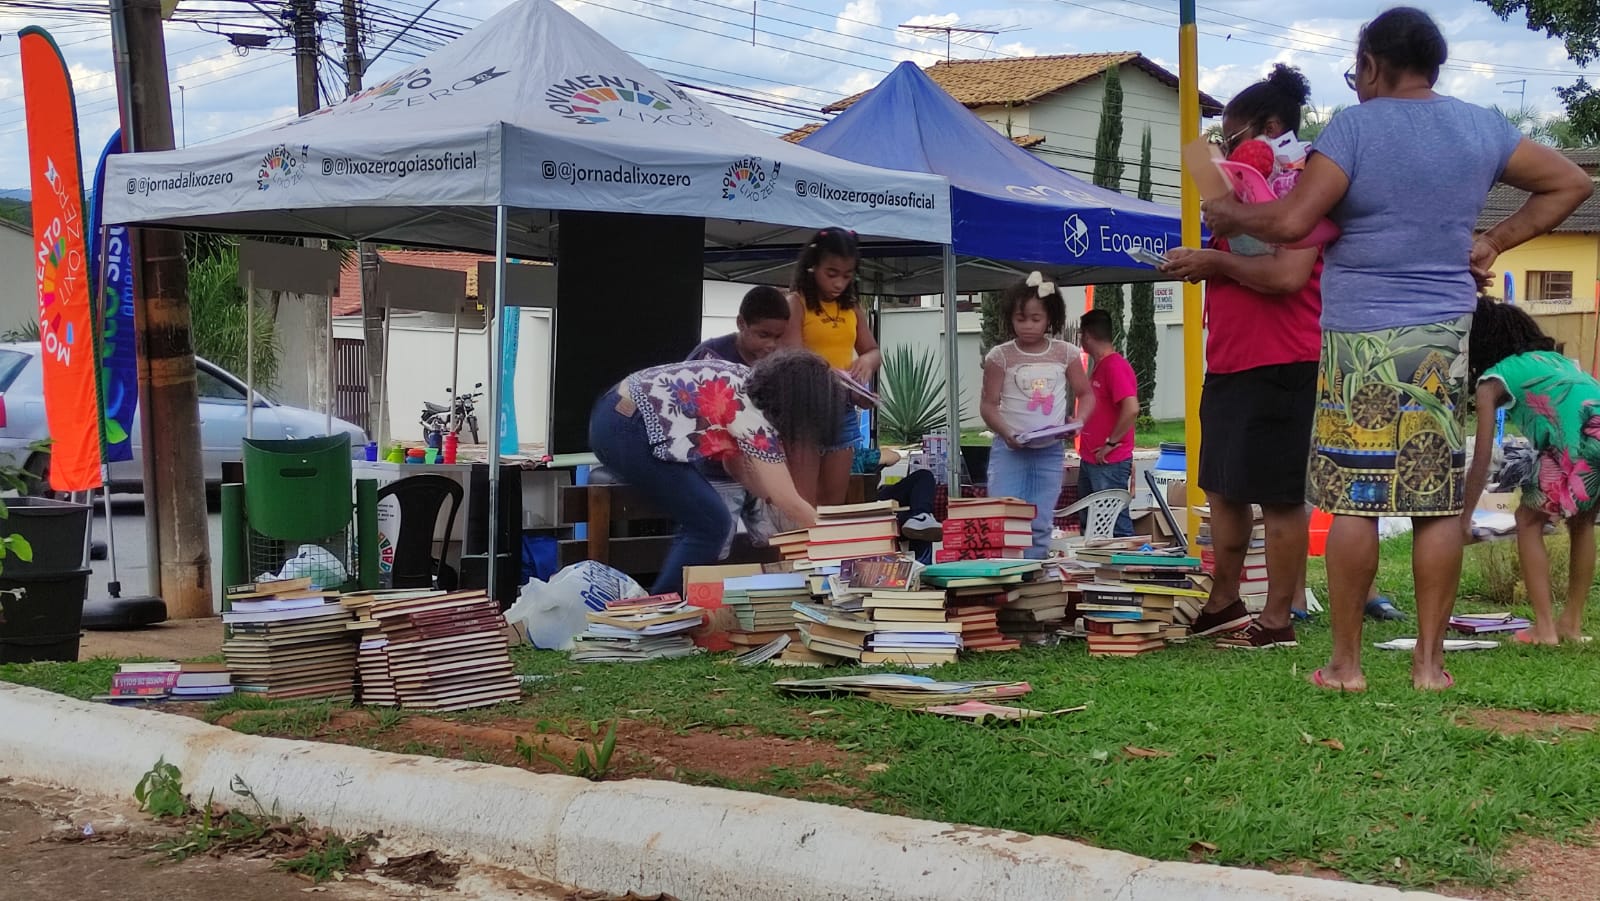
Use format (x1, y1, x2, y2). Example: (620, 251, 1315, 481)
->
(1495, 105, 1590, 149)
(1299, 104, 1347, 143)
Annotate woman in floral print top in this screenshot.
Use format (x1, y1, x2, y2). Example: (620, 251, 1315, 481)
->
(589, 349, 847, 593)
(1464, 296, 1600, 645)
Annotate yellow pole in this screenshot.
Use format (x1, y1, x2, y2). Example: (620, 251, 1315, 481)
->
(1178, 0, 1204, 542)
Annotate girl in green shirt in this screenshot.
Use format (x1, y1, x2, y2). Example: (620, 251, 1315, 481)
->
(1464, 296, 1600, 645)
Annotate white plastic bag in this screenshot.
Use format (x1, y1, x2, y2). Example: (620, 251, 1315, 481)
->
(505, 560, 646, 650)
(259, 544, 348, 590)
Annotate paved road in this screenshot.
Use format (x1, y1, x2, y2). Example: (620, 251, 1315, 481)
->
(87, 495, 225, 612)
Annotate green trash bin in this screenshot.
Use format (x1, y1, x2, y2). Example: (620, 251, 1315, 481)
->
(242, 434, 353, 540)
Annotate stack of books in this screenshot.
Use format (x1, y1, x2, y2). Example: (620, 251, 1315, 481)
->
(95, 661, 234, 704)
(364, 590, 520, 709)
(1079, 582, 1175, 657)
(343, 589, 440, 706)
(1090, 552, 1205, 642)
(998, 577, 1073, 645)
(861, 587, 962, 666)
(1449, 612, 1532, 635)
(947, 605, 1019, 652)
(771, 529, 810, 563)
(223, 581, 357, 700)
(1194, 506, 1270, 612)
(808, 501, 900, 562)
(571, 593, 706, 663)
(722, 574, 809, 647)
(793, 602, 875, 661)
(936, 497, 1035, 561)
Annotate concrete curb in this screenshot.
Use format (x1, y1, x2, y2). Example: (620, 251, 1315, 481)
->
(0, 682, 1445, 900)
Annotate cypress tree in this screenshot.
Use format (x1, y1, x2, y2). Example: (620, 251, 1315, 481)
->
(1090, 65, 1126, 351)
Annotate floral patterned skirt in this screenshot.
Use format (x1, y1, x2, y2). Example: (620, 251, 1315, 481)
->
(1306, 314, 1472, 517)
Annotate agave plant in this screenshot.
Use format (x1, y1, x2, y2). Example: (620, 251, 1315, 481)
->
(1, 319, 40, 343)
(876, 344, 969, 445)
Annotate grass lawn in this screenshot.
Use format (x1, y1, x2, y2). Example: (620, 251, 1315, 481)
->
(962, 418, 1187, 449)
(5, 537, 1600, 891)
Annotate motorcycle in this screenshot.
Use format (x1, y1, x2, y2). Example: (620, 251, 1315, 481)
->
(421, 383, 482, 446)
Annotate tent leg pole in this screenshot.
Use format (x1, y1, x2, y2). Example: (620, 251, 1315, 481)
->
(378, 294, 392, 449)
(325, 280, 334, 436)
(101, 464, 121, 597)
(487, 206, 508, 604)
(245, 270, 254, 439)
(941, 246, 960, 491)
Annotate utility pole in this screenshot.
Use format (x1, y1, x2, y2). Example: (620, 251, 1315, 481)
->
(340, 0, 386, 446)
(109, 0, 212, 618)
(292, 0, 320, 115)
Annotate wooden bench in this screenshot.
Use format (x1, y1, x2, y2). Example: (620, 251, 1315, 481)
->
(557, 470, 777, 585)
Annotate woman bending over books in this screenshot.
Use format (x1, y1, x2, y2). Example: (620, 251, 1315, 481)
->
(979, 272, 1093, 558)
(1159, 64, 1323, 651)
(588, 349, 848, 594)
(783, 228, 879, 507)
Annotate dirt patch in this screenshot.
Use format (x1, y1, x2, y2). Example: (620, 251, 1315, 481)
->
(1455, 708, 1600, 737)
(1440, 825, 1600, 901)
(200, 708, 870, 800)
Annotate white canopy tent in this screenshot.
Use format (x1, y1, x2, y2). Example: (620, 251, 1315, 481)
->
(103, 0, 952, 596)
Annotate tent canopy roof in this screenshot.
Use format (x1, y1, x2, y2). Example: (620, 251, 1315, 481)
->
(102, 0, 950, 253)
(707, 61, 1191, 292)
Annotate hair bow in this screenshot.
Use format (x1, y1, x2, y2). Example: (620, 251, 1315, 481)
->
(1026, 271, 1056, 298)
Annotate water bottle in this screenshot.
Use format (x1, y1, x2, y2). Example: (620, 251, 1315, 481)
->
(443, 431, 459, 465)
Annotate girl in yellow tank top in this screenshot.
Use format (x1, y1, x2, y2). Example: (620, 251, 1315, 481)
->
(783, 228, 880, 506)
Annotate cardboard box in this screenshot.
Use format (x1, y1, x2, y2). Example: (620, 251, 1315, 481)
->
(682, 563, 765, 652)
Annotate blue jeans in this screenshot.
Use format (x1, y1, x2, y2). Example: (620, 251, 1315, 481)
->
(1078, 459, 1135, 538)
(589, 390, 731, 594)
(986, 440, 1065, 559)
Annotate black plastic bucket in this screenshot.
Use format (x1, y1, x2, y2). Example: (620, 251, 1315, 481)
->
(0, 568, 89, 663)
(0, 496, 91, 577)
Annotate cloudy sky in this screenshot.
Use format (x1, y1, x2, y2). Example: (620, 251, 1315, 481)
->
(0, 0, 1588, 193)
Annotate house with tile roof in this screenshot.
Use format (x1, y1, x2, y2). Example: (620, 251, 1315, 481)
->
(1478, 149, 1600, 370)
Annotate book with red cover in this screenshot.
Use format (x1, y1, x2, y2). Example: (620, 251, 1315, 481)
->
(935, 547, 1026, 563)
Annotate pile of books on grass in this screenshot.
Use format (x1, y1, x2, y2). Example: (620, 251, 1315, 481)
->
(222, 578, 357, 700)
(861, 586, 962, 666)
(1449, 612, 1532, 635)
(1193, 505, 1269, 612)
(350, 590, 521, 710)
(1089, 551, 1206, 641)
(571, 593, 706, 664)
(998, 571, 1072, 645)
(807, 501, 901, 563)
(94, 661, 233, 704)
(936, 497, 1035, 562)
(722, 573, 809, 649)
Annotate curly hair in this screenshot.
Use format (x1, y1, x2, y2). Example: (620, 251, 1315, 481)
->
(1224, 63, 1310, 136)
(790, 227, 860, 313)
(997, 274, 1066, 340)
(743, 348, 849, 451)
(1469, 294, 1556, 387)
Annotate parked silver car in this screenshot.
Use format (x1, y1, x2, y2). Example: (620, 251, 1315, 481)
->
(0, 343, 367, 492)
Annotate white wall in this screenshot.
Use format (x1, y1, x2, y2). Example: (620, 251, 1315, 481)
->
(332, 307, 553, 447)
(0, 226, 33, 334)
(878, 306, 984, 429)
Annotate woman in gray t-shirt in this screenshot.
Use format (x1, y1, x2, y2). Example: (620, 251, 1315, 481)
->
(1202, 6, 1592, 694)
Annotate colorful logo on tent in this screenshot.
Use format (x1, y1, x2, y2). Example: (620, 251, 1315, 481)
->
(545, 75, 711, 127)
(377, 531, 394, 575)
(287, 65, 509, 128)
(258, 144, 308, 191)
(1063, 214, 1090, 257)
(722, 156, 779, 202)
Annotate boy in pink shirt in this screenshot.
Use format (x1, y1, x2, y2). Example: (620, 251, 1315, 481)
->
(1076, 309, 1138, 537)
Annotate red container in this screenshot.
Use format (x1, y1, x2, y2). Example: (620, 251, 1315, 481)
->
(442, 432, 459, 464)
(1308, 508, 1333, 557)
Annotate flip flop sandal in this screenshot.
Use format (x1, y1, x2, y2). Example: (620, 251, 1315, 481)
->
(1291, 608, 1312, 622)
(1310, 668, 1364, 692)
(1365, 597, 1407, 621)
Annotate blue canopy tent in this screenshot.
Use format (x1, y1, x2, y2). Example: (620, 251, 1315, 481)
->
(705, 60, 1198, 484)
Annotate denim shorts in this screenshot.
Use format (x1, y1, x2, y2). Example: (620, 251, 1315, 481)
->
(824, 404, 861, 454)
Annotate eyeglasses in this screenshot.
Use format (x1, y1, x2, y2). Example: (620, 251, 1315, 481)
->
(1209, 123, 1252, 154)
(1344, 66, 1357, 90)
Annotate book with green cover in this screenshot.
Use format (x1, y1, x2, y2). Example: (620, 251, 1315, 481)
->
(1108, 553, 1201, 568)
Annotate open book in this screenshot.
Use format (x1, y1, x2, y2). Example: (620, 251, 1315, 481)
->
(1014, 421, 1083, 446)
(833, 369, 880, 407)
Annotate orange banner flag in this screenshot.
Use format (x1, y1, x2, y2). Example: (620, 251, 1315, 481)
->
(21, 27, 102, 491)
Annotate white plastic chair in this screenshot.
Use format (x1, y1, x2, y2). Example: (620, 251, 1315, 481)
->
(1054, 489, 1133, 543)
